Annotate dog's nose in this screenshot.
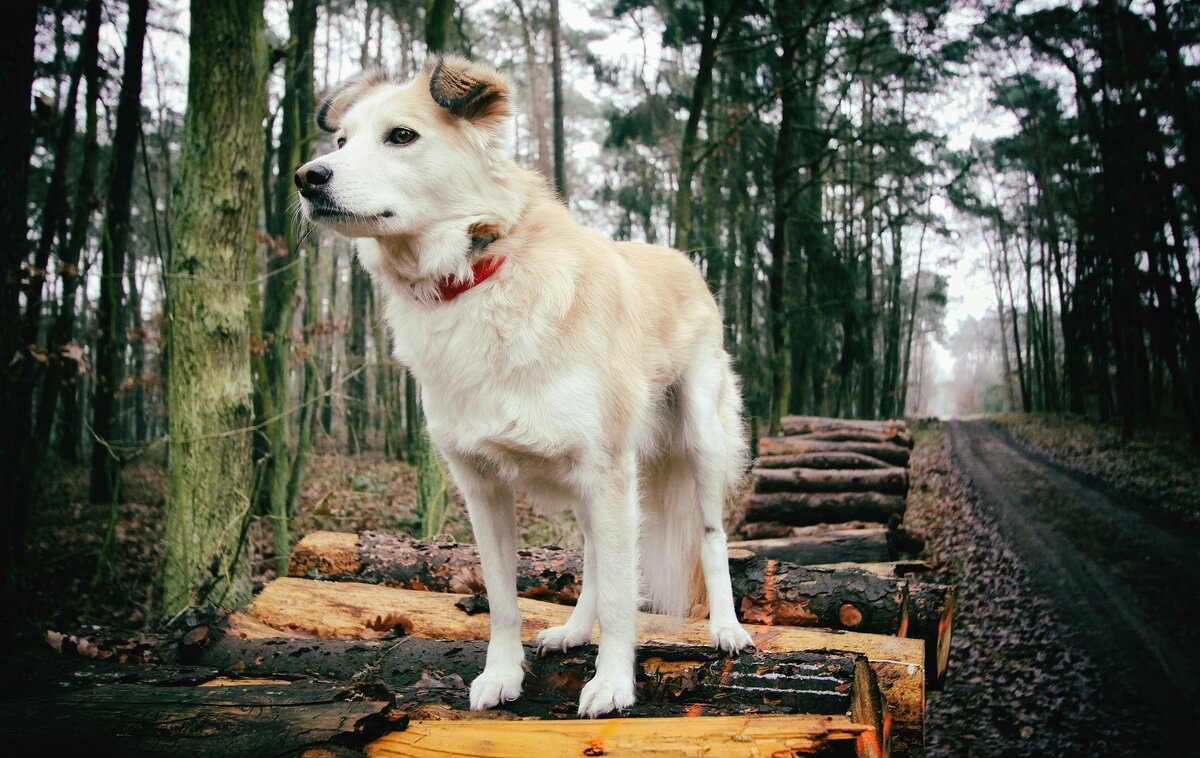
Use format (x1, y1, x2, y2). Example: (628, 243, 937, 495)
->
(294, 164, 333, 198)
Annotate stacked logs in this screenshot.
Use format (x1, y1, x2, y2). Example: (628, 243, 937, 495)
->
(747, 416, 913, 528)
(731, 415, 953, 726)
(284, 529, 950, 757)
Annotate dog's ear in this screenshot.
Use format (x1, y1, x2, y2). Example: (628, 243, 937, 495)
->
(427, 55, 512, 124)
(317, 67, 392, 132)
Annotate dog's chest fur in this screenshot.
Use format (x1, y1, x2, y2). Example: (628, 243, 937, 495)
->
(375, 250, 619, 502)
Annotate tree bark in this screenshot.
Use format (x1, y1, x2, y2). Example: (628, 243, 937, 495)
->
(245, 575, 925, 737)
(752, 467, 908, 496)
(162, 0, 266, 615)
(89, 0, 150, 504)
(758, 437, 909, 466)
(744, 491, 906, 526)
(549, 0, 567, 199)
(779, 415, 907, 435)
(726, 530, 892, 565)
(753, 452, 893, 470)
(0, 0, 37, 584)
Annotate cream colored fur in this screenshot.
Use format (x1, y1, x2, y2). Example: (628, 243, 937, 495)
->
(298, 55, 754, 718)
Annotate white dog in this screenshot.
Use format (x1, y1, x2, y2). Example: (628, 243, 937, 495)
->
(296, 55, 754, 717)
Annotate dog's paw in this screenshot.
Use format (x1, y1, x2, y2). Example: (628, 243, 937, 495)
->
(469, 665, 525, 710)
(535, 624, 593, 655)
(577, 674, 636, 718)
(709, 622, 756, 655)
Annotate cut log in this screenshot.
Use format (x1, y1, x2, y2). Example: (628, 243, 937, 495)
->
(754, 452, 895, 470)
(728, 553, 905, 633)
(728, 528, 892, 564)
(291, 532, 910, 637)
(780, 415, 907, 435)
(759, 437, 910, 466)
(735, 520, 797, 539)
(291, 530, 583, 605)
(745, 492, 906, 526)
(752, 467, 908, 495)
(787, 429, 914, 448)
(0, 679, 394, 755)
(907, 581, 955, 690)
(246, 577, 924, 746)
(199, 633, 879, 720)
(807, 560, 937, 578)
(369, 714, 882, 758)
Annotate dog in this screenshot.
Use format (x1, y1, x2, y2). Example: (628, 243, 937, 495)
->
(295, 55, 755, 717)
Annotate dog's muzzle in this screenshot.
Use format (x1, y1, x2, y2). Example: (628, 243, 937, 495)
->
(294, 163, 332, 199)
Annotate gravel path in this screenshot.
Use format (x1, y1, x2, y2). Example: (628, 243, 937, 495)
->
(907, 421, 1193, 756)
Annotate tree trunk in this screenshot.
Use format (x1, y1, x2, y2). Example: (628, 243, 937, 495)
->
(89, 0, 149, 504)
(162, 0, 266, 615)
(779, 415, 907, 435)
(548, 0, 566, 199)
(752, 467, 908, 496)
(727, 529, 892, 564)
(0, 0, 37, 584)
(424, 0, 454, 54)
(758, 437, 909, 466)
(261, 0, 317, 576)
(34, 0, 102, 474)
(753, 451, 894, 470)
(346, 255, 370, 453)
(744, 491, 906, 526)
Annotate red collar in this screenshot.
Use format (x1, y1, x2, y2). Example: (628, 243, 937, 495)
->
(433, 255, 507, 302)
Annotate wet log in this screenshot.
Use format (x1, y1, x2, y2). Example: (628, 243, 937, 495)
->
(745, 492, 906, 526)
(370, 714, 883, 758)
(290, 530, 583, 605)
(0, 679, 394, 755)
(788, 429, 914, 448)
(199, 633, 881, 722)
(752, 467, 909, 496)
(292, 532, 929, 643)
(907, 581, 955, 690)
(780, 415, 907, 436)
(754, 452, 895, 470)
(727, 528, 892, 564)
(244, 577, 924, 744)
(758, 437, 910, 467)
(727, 553, 906, 633)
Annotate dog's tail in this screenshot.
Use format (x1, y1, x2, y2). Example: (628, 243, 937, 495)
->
(639, 355, 748, 619)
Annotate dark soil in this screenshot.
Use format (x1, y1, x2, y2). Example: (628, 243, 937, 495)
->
(909, 419, 1197, 756)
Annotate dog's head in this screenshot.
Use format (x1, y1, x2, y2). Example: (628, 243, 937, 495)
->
(295, 55, 513, 241)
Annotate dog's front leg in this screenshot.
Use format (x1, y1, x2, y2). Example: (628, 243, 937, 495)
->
(576, 456, 639, 717)
(445, 457, 525, 710)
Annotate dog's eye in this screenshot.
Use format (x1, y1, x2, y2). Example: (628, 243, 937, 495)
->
(386, 127, 419, 146)
(336, 136, 346, 149)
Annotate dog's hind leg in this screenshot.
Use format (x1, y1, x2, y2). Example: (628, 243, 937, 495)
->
(683, 358, 755, 654)
(443, 455, 526, 710)
(535, 504, 596, 653)
(575, 453, 639, 717)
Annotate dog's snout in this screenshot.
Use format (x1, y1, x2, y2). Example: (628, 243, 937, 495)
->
(294, 163, 333, 198)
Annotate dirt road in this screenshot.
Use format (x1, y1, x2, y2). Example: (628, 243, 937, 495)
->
(947, 419, 1200, 750)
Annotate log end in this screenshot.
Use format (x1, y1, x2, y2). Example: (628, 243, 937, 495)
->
(290, 532, 362, 578)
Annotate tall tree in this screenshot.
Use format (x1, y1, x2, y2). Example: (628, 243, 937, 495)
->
(89, 0, 150, 504)
(163, 0, 266, 614)
(0, 0, 38, 585)
(549, 0, 567, 198)
(260, 0, 317, 576)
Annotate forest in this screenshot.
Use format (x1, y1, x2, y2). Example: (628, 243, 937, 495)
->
(1, 0, 1198, 621)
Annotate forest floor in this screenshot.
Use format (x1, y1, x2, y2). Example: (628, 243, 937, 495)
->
(6, 436, 581, 641)
(912, 418, 1199, 755)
